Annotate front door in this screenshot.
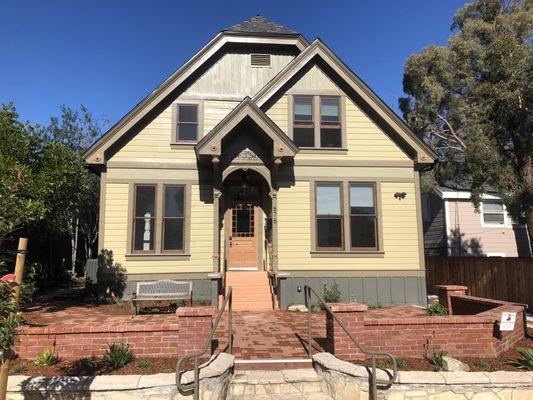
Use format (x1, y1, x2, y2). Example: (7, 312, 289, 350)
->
(227, 202, 259, 269)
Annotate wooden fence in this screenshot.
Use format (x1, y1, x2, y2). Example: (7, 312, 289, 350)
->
(425, 257, 533, 310)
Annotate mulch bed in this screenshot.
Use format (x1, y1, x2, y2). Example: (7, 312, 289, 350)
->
(356, 327, 532, 372)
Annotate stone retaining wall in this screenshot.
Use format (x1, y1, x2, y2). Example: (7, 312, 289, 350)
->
(327, 286, 526, 360)
(314, 352, 533, 400)
(16, 307, 213, 359)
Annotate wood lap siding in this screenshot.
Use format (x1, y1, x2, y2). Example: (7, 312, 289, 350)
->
(423, 193, 447, 256)
(426, 257, 533, 310)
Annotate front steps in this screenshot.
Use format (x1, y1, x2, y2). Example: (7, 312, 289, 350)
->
(227, 368, 332, 400)
(226, 271, 274, 310)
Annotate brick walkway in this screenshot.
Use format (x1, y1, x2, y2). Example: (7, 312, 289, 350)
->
(215, 311, 327, 360)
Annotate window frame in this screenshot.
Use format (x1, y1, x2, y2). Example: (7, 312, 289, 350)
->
(311, 180, 383, 256)
(480, 200, 509, 227)
(288, 93, 346, 150)
(292, 95, 315, 148)
(314, 182, 345, 251)
(161, 184, 186, 253)
(171, 100, 203, 145)
(319, 96, 342, 148)
(131, 184, 157, 254)
(349, 182, 378, 251)
(127, 182, 191, 258)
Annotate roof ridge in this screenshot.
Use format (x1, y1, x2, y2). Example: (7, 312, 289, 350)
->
(223, 15, 298, 36)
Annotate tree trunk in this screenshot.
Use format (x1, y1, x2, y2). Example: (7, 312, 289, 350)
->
(520, 155, 533, 253)
(70, 217, 79, 275)
(526, 207, 533, 254)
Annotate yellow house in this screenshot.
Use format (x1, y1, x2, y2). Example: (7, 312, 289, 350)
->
(83, 16, 437, 310)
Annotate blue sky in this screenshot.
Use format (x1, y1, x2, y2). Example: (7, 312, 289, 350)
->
(0, 0, 468, 127)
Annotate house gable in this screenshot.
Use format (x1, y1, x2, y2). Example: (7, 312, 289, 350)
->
(264, 63, 412, 162)
(254, 40, 437, 166)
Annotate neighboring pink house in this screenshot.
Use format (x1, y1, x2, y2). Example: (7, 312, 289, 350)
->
(422, 184, 531, 257)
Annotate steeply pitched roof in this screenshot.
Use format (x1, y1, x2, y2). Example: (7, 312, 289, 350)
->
(223, 15, 298, 36)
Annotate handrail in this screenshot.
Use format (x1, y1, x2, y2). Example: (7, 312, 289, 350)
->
(175, 287, 233, 400)
(304, 285, 397, 399)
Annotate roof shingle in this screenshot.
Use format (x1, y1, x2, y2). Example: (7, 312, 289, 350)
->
(223, 15, 298, 36)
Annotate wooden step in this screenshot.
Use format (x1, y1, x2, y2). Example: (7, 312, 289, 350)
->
(232, 301, 273, 310)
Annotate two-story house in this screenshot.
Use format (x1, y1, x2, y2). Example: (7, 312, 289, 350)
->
(83, 16, 437, 310)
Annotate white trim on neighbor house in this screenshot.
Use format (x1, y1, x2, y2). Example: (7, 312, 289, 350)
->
(435, 187, 503, 201)
(486, 252, 506, 257)
(443, 199, 452, 256)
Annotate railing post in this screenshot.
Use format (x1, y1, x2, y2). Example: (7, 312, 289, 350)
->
(306, 286, 312, 357)
(228, 289, 233, 353)
(193, 356, 199, 400)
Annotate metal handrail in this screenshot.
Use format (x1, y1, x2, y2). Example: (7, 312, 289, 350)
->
(304, 285, 397, 398)
(176, 287, 233, 400)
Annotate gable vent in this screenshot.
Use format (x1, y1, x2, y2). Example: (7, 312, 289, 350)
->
(251, 54, 271, 67)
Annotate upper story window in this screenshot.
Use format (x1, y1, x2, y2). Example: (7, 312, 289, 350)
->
(320, 97, 341, 148)
(482, 200, 505, 225)
(175, 104, 199, 142)
(293, 96, 314, 147)
(291, 95, 344, 149)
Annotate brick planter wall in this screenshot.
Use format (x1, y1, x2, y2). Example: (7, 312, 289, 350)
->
(16, 307, 214, 359)
(327, 287, 526, 360)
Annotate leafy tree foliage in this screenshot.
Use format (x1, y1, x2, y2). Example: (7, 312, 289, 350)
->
(400, 0, 533, 246)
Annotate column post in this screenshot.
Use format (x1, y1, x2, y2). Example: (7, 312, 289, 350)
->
(270, 190, 278, 273)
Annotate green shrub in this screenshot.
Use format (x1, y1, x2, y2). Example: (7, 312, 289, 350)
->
(102, 343, 133, 369)
(368, 303, 382, 310)
(430, 350, 447, 371)
(426, 303, 448, 316)
(73, 357, 96, 373)
(34, 349, 59, 366)
(12, 364, 27, 374)
(396, 358, 407, 368)
(474, 359, 489, 369)
(508, 347, 533, 371)
(322, 282, 341, 304)
(137, 359, 152, 370)
(377, 357, 406, 369)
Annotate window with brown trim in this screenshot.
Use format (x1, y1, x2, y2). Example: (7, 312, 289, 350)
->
(349, 183, 377, 250)
(162, 185, 185, 251)
(315, 183, 343, 250)
(293, 96, 314, 147)
(176, 104, 198, 142)
(132, 185, 156, 252)
(320, 97, 342, 148)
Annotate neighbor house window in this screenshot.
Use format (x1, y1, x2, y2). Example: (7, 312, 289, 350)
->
(320, 97, 342, 148)
(293, 96, 314, 147)
(162, 185, 185, 251)
(132, 185, 156, 252)
(482, 201, 505, 225)
(315, 183, 343, 250)
(422, 194, 430, 222)
(176, 104, 198, 142)
(349, 183, 377, 250)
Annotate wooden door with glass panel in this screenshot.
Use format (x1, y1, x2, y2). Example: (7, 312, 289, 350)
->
(227, 202, 259, 269)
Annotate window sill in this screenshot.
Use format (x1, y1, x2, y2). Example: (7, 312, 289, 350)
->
(125, 253, 191, 261)
(310, 251, 384, 258)
(298, 148, 348, 154)
(170, 143, 197, 148)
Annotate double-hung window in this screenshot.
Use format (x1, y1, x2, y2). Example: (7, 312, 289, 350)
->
(314, 182, 380, 252)
(315, 183, 343, 250)
(320, 97, 342, 148)
(133, 185, 156, 252)
(293, 96, 314, 147)
(175, 104, 199, 142)
(292, 95, 343, 149)
(162, 185, 185, 251)
(131, 184, 188, 254)
(349, 184, 377, 250)
(482, 201, 505, 225)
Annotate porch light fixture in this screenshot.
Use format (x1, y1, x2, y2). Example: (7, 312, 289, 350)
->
(394, 192, 407, 200)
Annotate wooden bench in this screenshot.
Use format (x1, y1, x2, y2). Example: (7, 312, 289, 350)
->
(131, 280, 193, 315)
